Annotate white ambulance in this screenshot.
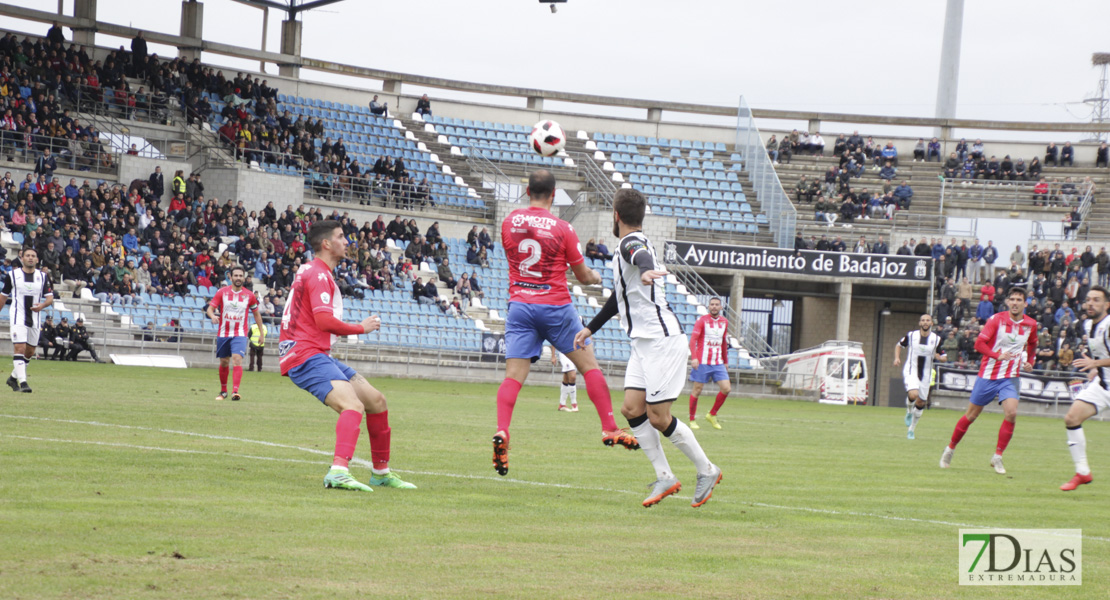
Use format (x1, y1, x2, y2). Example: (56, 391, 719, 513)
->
(776, 341, 869, 405)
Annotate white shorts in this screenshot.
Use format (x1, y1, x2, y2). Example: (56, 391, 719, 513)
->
(11, 325, 40, 346)
(558, 353, 575, 373)
(1075, 381, 1110, 415)
(904, 371, 930, 401)
(625, 334, 690, 404)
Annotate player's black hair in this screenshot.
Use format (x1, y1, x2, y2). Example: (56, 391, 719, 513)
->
(229, 264, 246, 276)
(1007, 286, 1027, 299)
(20, 246, 36, 256)
(708, 296, 721, 304)
(1090, 285, 1110, 301)
(527, 169, 556, 200)
(613, 188, 646, 227)
(308, 219, 342, 253)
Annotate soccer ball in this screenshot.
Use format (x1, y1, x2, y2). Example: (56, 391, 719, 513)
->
(529, 120, 566, 157)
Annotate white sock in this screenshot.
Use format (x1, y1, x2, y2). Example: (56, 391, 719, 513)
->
(371, 467, 390, 476)
(12, 355, 26, 383)
(665, 417, 713, 476)
(630, 418, 672, 480)
(905, 397, 913, 414)
(1067, 426, 1091, 476)
(567, 385, 577, 405)
(558, 385, 567, 406)
(909, 407, 924, 433)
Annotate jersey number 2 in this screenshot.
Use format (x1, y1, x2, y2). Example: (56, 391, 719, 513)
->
(519, 239, 542, 278)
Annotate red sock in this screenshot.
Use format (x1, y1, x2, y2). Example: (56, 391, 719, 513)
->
(496, 378, 522, 438)
(333, 410, 362, 468)
(365, 410, 391, 471)
(688, 395, 698, 421)
(583, 369, 619, 431)
(949, 415, 971, 449)
(996, 420, 1015, 455)
(231, 366, 243, 393)
(218, 365, 229, 392)
(710, 391, 728, 416)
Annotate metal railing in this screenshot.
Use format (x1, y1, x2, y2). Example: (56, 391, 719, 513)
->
(0, 130, 120, 176)
(464, 149, 514, 203)
(735, 96, 796, 248)
(940, 177, 1092, 211)
(662, 242, 778, 358)
(70, 84, 189, 160)
(1030, 185, 1096, 241)
(560, 151, 618, 224)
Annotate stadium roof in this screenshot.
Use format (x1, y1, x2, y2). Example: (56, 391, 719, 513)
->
(230, 0, 349, 17)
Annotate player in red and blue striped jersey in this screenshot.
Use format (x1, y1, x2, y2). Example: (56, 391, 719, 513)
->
(940, 287, 1037, 474)
(206, 265, 264, 402)
(687, 297, 731, 430)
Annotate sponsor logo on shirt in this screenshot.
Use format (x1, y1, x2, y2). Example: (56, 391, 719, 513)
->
(511, 214, 557, 230)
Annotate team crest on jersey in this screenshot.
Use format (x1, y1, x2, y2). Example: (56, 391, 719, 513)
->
(320, 292, 330, 304)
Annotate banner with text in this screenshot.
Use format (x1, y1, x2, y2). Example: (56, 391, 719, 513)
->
(937, 367, 1085, 402)
(663, 240, 933, 282)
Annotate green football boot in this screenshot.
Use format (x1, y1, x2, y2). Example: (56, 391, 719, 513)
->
(323, 467, 374, 492)
(367, 472, 417, 489)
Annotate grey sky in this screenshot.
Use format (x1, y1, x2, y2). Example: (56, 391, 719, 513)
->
(3, 0, 1109, 138)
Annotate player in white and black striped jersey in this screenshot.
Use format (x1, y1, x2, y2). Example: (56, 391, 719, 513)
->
(892, 314, 946, 440)
(1060, 285, 1110, 491)
(0, 247, 55, 393)
(574, 188, 722, 508)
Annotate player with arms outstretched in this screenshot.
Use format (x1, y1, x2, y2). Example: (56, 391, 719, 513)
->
(206, 265, 265, 401)
(892, 314, 946, 439)
(280, 220, 416, 492)
(0, 247, 53, 393)
(575, 188, 722, 508)
(1059, 285, 1110, 491)
(687, 297, 731, 430)
(549, 344, 578, 412)
(940, 287, 1036, 473)
(493, 169, 637, 477)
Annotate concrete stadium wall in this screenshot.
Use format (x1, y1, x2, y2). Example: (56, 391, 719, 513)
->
(199, 166, 304, 217)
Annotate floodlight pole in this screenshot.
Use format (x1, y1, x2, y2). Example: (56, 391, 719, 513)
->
(933, 0, 964, 141)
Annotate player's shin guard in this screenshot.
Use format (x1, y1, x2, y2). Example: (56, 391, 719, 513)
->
(996, 420, 1015, 455)
(496, 378, 523, 438)
(710, 391, 728, 416)
(365, 410, 391, 473)
(1067, 425, 1091, 476)
(628, 413, 671, 480)
(949, 415, 971, 449)
(909, 407, 924, 433)
(663, 416, 713, 476)
(218, 364, 229, 392)
(231, 366, 243, 393)
(11, 354, 27, 383)
(688, 394, 698, 421)
(333, 410, 362, 469)
(582, 369, 618, 431)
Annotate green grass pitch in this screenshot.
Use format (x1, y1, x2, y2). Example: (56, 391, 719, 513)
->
(0, 362, 1107, 599)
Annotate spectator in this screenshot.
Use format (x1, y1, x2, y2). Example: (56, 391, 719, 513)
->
(913, 138, 926, 162)
(1061, 142, 1074, 167)
(1097, 142, 1109, 169)
(594, 239, 612, 260)
(892, 180, 913, 209)
(148, 166, 164, 200)
(368, 94, 388, 117)
(970, 139, 985, 160)
(878, 161, 896, 181)
(871, 235, 889, 255)
(477, 227, 493, 251)
(926, 137, 941, 162)
(1045, 142, 1058, 166)
(765, 135, 778, 163)
(438, 256, 457, 289)
(880, 141, 898, 167)
(415, 94, 432, 117)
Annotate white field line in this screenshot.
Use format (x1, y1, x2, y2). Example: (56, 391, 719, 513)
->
(2, 414, 1108, 543)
